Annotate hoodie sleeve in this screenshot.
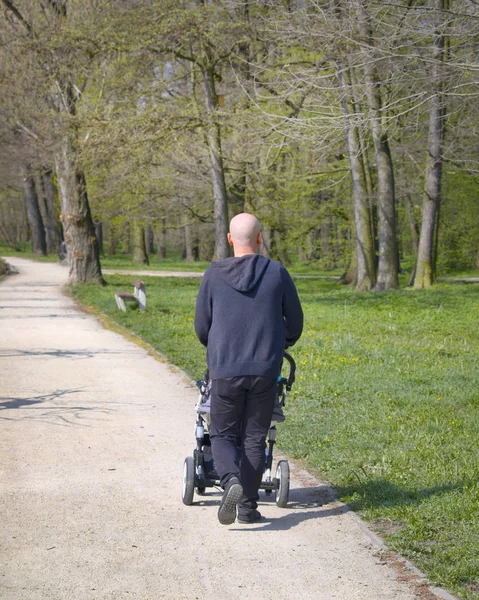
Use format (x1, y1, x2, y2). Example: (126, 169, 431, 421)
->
(281, 266, 303, 347)
(194, 273, 212, 348)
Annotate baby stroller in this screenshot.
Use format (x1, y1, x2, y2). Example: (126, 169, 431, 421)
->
(181, 352, 296, 508)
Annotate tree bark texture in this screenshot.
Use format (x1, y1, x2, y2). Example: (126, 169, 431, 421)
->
(202, 66, 230, 260)
(133, 221, 149, 265)
(21, 166, 47, 256)
(358, 1, 399, 291)
(414, 0, 449, 289)
(54, 136, 104, 284)
(50, 2, 104, 283)
(337, 61, 376, 291)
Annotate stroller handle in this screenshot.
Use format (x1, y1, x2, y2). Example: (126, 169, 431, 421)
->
(283, 352, 296, 391)
(197, 356, 296, 391)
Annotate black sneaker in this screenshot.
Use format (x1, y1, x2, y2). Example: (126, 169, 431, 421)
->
(218, 477, 243, 525)
(237, 510, 262, 524)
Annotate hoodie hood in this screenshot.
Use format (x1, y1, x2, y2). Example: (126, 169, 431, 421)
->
(210, 254, 270, 293)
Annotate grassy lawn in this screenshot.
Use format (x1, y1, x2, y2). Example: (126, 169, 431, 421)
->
(69, 273, 479, 599)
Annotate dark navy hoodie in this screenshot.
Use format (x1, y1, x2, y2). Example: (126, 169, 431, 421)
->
(194, 254, 303, 379)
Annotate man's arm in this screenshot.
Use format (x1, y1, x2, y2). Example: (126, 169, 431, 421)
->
(281, 266, 303, 347)
(194, 275, 212, 348)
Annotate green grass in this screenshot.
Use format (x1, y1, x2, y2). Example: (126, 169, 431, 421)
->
(70, 274, 479, 599)
(99, 254, 210, 272)
(0, 245, 59, 263)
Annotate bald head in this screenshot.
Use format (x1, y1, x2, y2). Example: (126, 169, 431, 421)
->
(228, 213, 262, 256)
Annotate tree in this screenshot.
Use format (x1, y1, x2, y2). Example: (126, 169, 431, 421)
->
(20, 166, 46, 255)
(414, 0, 450, 288)
(357, 0, 399, 291)
(0, 0, 104, 283)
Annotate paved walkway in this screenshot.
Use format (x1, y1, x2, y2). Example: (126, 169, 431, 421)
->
(0, 258, 440, 600)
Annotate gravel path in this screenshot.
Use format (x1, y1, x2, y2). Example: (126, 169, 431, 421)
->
(0, 258, 442, 600)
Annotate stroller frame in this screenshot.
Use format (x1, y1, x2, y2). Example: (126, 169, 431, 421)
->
(182, 352, 296, 508)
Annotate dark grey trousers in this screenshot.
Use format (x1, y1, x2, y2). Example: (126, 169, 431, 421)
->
(209, 376, 277, 513)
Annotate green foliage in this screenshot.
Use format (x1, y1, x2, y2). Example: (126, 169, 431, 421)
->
(439, 171, 479, 274)
(2, 0, 479, 285)
(71, 274, 479, 599)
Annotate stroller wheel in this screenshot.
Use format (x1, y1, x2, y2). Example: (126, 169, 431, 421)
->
(275, 460, 290, 508)
(196, 487, 206, 495)
(182, 456, 195, 505)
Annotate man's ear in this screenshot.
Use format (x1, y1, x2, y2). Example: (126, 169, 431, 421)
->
(256, 232, 262, 245)
(227, 233, 234, 246)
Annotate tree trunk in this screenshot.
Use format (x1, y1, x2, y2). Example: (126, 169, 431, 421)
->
(108, 222, 118, 255)
(358, 1, 399, 291)
(146, 224, 155, 254)
(95, 222, 104, 256)
(406, 194, 420, 255)
(42, 169, 61, 254)
(157, 217, 167, 259)
(337, 60, 376, 291)
(41, 0, 103, 283)
(321, 219, 332, 269)
(260, 224, 271, 258)
(414, 0, 449, 289)
(21, 166, 47, 256)
(133, 221, 149, 265)
(184, 215, 194, 262)
(54, 135, 104, 284)
(122, 222, 131, 254)
(202, 66, 230, 260)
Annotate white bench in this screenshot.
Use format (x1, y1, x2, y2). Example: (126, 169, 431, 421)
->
(115, 280, 146, 312)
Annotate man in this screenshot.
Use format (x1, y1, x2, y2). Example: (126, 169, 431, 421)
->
(194, 213, 303, 525)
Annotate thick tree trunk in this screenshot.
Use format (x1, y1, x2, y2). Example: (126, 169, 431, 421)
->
(414, 0, 448, 289)
(133, 221, 149, 265)
(21, 166, 47, 256)
(358, 1, 399, 291)
(337, 61, 376, 291)
(202, 66, 230, 260)
(54, 136, 104, 284)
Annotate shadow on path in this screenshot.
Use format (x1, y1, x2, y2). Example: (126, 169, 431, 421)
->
(0, 348, 131, 360)
(0, 389, 118, 427)
(191, 485, 347, 531)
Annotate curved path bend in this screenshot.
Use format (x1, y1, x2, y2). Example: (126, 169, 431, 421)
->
(0, 258, 445, 600)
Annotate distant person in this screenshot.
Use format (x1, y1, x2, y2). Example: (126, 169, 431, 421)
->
(194, 213, 303, 525)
